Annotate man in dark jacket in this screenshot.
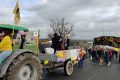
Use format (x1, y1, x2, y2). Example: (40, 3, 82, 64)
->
(51, 33, 60, 54)
(19, 35, 26, 49)
(104, 48, 110, 66)
(92, 48, 98, 63)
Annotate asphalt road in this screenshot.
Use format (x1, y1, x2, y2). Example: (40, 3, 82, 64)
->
(42, 60, 120, 80)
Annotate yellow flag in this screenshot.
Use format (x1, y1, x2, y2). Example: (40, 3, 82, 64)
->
(13, 1, 20, 25)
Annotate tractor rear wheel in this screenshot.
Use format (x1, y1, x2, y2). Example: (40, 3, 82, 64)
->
(4, 53, 42, 80)
(64, 60, 73, 76)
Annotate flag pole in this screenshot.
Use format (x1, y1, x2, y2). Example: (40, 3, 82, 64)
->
(37, 29, 40, 53)
(12, 0, 20, 48)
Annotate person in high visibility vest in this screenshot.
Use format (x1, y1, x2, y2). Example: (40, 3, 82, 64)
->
(78, 48, 84, 68)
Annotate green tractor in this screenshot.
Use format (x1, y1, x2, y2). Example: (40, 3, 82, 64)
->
(0, 24, 42, 80)
(0, 24, 74, 80)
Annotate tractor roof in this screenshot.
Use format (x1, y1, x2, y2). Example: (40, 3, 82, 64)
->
(0, 24, 29, 31)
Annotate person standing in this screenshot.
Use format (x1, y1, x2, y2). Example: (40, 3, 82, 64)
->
(118, 49, 120, 63)
(88, 48, 92, 60)
(97, 48, 103, 65)
(64, 35, 70, 50)
(19, 35, 26, 49)
(92, 48, 98, 64)
(109, 49, 113, 62)
(104, 48, 110, 66)
(114, 50, 118, 62)
(51, 33, 60, 54)
(59, 40, 64, 50)
(78, 48, 84, 68)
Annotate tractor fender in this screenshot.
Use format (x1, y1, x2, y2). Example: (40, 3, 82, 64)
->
(0, 49, 39, 78)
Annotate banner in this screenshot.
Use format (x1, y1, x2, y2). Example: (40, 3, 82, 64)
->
(94, 36, 120, 47)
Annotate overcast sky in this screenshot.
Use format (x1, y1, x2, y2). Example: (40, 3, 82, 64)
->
(1, 0, 120, 39)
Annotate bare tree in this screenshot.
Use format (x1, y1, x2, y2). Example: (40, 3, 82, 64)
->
(50, 17, 73, 39)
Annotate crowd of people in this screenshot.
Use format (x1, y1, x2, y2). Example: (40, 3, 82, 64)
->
(88, 46, 120, 66)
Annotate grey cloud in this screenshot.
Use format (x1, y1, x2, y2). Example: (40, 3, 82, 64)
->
(1, 0, 120, 39)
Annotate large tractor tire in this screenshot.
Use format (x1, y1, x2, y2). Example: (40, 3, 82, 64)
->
(64, 60, 73, 76)
(4, 53, 42, 80)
